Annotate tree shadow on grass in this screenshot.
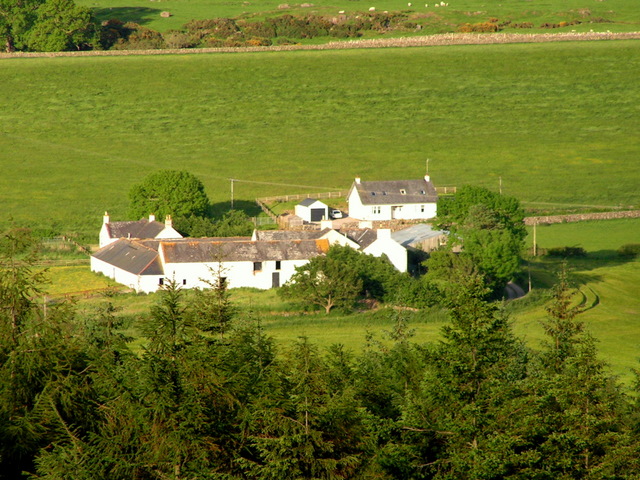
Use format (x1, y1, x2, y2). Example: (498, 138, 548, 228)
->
(534, 251, 638, 289)
(92, 7, 162, 26)
(210, 200, 263, 219)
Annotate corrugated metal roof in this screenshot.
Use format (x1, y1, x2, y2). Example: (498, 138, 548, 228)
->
(355, 179, 438, 205)
(391, 224, 447, 247)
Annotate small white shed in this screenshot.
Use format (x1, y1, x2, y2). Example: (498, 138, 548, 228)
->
(295, 198, 329, 223)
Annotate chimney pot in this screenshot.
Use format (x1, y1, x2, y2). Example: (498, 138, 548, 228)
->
(424, 174, 431, 183)
(149, 214, 156, 222)
(355, 176, 361, 184)
(103, 212, 110, 224)
(165, 215, 172, 228)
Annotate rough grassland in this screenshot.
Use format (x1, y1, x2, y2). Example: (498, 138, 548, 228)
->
(75, 0, 640, 34)
(1, 40, 638, 236)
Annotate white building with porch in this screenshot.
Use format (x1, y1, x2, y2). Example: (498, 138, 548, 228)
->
(347, 176, 438, 221)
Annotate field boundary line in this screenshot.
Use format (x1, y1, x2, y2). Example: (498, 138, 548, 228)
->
(524, 210, 640, 225)
(1, 32, 639, 60)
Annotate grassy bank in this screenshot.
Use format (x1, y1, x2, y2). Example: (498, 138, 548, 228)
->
(76, 0, 640, 34)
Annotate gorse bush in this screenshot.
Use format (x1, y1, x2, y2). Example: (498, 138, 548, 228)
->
(617, 243, 640, 258)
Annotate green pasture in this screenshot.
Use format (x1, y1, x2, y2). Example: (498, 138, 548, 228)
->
(526, 217, 640, 256)
(43, 218, 639, 381)
(2, 41, 639, 239)
(76, 0, 640, 33)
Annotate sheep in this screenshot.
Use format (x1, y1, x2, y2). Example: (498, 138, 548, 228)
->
(369, 6, 376, 11)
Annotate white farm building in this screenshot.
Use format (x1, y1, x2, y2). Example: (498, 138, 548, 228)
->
(347, 175, 438, 221)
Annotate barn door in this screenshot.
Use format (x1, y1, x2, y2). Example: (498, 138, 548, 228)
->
(272, 272, 280, 288)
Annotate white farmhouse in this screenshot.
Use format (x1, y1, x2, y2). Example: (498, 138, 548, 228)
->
(91, 236, 330, 293)
(99, 212, 182, 248)
(295, 198, 329, 223)
(347, 175, 438, 221)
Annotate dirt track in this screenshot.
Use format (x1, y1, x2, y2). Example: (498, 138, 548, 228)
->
(1, 31, 639, 59)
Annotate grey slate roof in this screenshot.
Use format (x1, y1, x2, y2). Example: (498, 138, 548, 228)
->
(106, 219, 166, 241)
(298, 198, 325, 207)
(353, 179, 438, 206)
(391, 224, 447, 247)
(161, 239, 329, 263)
(341, 229, 378, 249)
(254, 229, 328, 241)
(92, 239, 162, 275)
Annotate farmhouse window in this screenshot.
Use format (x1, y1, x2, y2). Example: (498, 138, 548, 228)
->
(159, 278, 164, 286)
(253, 262, 263, 272)
(275, 261, 281, 270)
(182, 279, 187, 285)
(372, 206, 381, 215)
(421, 205, 425, 213)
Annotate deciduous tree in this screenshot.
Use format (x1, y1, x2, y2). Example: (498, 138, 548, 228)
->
(128, 170, 210, 221)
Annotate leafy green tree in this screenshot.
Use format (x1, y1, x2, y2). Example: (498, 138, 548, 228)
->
(430, 185, 526, 295)
(279, 246, 363, 314)
(0, 0, 44, 52)
(25, 0, 95, 51)
(174, 209, 253, 237)
(128, 170, 210, 221)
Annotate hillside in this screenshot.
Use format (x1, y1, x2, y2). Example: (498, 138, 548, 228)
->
(2, 40, 638, 238)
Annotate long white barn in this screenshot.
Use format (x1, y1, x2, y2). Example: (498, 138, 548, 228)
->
(92, 215, 409, 293)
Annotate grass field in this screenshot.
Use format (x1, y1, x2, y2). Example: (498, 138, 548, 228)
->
(46, 218, 639, 382)
(2, 40, 639, 238)
(75, 0, 640, 34)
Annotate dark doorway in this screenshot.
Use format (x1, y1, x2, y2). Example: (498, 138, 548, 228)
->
(272, 272, 280, 288)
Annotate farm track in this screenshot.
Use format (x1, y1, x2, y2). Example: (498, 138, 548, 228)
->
(1, 31, 639, 59)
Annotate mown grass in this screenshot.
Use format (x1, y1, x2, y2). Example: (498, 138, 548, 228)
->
(76, 0, 640, 34)
(2, 41, 639, 239)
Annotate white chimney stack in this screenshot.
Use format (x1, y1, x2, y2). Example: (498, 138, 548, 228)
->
(355, 176, 361, 184)
(424, 174, 431, 183)
(165, 215, 172, 228)
(103, 211, 110, 224)
(149, 214, 156, 222)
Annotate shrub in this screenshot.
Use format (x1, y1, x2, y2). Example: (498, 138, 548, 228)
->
(242, 21, 277, 39)
(330, 23, 362, 38)
(112, 24, 166, 50)
(163, 31, 199, 49)
(546, 246, 587, 258)
(617, 244, 640, 258)
(458, 22, 499, 33)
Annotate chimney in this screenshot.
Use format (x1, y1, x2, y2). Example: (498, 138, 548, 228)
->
(149, 214, 156, 222)
(355, 176, 361, 184)
(424, 174, 431, 183)
(103, 211, 110, 224)
(165, 215, 172, 228)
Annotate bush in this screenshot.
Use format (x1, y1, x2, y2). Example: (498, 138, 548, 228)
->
(617, 244, 640, 258)
(458, 22, 499, 33)
(546, 246, 587, 258)
(330, 23, 361, 38)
